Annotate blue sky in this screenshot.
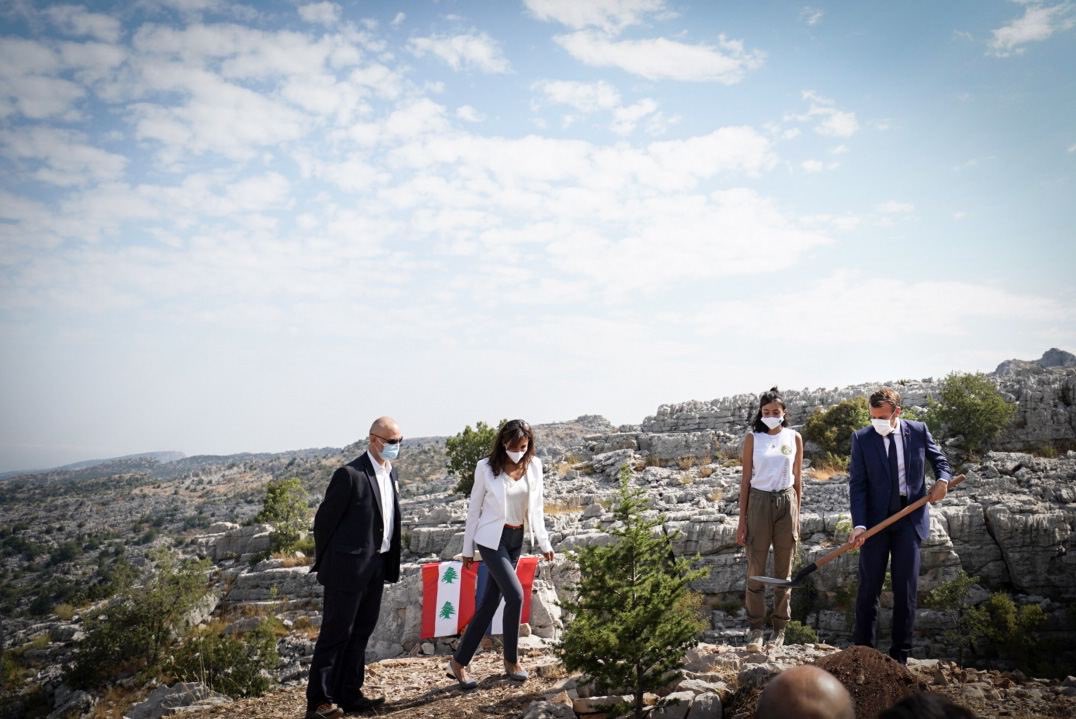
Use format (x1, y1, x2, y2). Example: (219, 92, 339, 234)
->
(1, 0, 1073, 471)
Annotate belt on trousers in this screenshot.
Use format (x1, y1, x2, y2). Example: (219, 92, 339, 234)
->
(504, 523, 523, 529)
(749, 486, 795, 495)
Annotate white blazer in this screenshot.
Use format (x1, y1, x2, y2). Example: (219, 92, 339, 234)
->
(462, 457, 553, 556)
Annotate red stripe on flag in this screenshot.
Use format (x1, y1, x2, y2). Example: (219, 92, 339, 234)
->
(517, 556, 539, 623)
(457, 562, 478, 634)
(420, 563, 440, 640)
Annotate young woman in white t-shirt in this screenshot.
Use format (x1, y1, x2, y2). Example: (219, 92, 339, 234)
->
(736, 387, 803, 652)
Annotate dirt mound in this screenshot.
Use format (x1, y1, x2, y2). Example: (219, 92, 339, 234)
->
(813, 646, 926, 719)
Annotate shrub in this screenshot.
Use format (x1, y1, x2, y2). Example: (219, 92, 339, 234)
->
(925, 372, 1016, 456)
(961, 592, 1045, 671)
(784, 620, 819, 645)
(168, 622, 278, 698)
(446, 420, 501, 495)
(922, 571, 978, 610)
(555, 465, 707, 719)
(53, 603, 76, 621)
(255, 478, 312, 553)
(803, 398, 870, 460)
(67, 549, 210, 689)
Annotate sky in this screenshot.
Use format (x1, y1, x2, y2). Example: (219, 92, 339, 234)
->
(1, 0, 1074, 471)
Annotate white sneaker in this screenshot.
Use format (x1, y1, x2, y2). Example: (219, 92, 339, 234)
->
(768, 628, 786, 650)
(745, 629, 764, 652)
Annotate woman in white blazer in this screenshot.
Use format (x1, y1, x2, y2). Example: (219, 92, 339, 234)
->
(447, 419, 554, 689)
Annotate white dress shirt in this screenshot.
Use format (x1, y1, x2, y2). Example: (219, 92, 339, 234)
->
(855, 420, 905, 531)
(885, 419, 908, 498)
(366, 450, 395, 553)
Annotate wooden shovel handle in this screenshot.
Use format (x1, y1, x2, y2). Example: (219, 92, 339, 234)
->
(814, 473, 966, 571)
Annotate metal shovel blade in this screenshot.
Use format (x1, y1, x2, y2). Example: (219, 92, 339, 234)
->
(749, 561, 819, 588)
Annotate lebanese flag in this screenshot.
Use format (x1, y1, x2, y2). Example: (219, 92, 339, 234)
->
(420, 557, 540, 639)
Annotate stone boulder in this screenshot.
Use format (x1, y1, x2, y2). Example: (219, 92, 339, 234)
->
(124, 682, 230, 719)
(207, 523, 273, 562)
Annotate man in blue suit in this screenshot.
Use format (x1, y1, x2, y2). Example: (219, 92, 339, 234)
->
(305, 417, 403, 719)
(848, 388, 952, 664)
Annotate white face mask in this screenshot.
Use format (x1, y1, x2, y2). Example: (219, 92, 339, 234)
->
(871, 418, 896, 436)
(761, 416, 784, 430)
(506, 448, 526, 464)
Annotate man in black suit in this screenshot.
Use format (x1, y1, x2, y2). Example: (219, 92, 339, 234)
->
(305, 417, 403, 719)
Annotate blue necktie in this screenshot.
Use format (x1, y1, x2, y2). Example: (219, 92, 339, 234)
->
(887, 433, 901, 514)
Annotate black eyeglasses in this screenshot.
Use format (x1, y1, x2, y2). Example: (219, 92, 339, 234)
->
(372, 434, 403, 445)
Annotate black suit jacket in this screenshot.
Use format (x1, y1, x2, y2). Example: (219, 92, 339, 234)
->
(311, 453, 402, 590)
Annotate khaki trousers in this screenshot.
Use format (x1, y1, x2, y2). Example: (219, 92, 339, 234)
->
(745, 486, 798, 631)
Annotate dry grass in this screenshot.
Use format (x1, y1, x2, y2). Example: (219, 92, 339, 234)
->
(809, 466, 845, 482)
(270, 552, 312, 568)
(676, 456, 697, 471)
(90, 685, 150, 719)
(543, 501, 583, 516)
(698, 465, 715, 479)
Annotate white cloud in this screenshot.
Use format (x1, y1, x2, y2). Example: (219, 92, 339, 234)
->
(831, 144, 849, 154)
(611, 98, 658, 135)
(988, 2, 1075, 56)
(0, 39, 85, 120)
(877, 200, 915, 214)
(545, 188, 833, 297)
(554, 31, 764, 83)
(1068, 143, 1076, 153)
(788, 90, 859, 137)
(524, 0, 668, 33)
(801, 159, 838, 173)
(800, 6, 824, 26)
(0, 127, 127, 187)
(693, 270, 1067, 344)
(391, 12, 406, 27)
(298, 2, 341, 26)
(455, 104, 484, 122)
(954, 210, 968, 220)
(534, 79, 622, 113)
(45, 5, 123, 44)
(532, 79, 672, 136)
(408, 32, 511, 73)
(129, 66, 310, 161)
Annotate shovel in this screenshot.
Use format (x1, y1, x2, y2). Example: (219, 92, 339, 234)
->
(749, 473, 967, 588)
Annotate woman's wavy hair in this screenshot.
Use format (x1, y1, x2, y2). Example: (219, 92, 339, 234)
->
(488, 419, 536, 476)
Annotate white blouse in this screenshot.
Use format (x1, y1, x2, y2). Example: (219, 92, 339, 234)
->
(503, 475, 529, 525)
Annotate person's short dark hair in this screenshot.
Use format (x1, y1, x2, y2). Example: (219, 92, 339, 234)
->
(879, 692, 978, 719)
(751, 386, 789, 433)
(869, 387, 902, 411)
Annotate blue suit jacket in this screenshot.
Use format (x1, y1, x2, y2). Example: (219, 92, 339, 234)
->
(848, 419, 952, 540)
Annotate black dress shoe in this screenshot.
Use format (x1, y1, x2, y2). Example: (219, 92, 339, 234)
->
(339, 692, 385, 714)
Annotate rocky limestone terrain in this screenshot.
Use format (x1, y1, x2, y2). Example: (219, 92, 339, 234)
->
(2, 349, 1075, 718)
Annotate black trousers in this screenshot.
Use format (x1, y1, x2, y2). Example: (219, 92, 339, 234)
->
(853, 506, 922, 664)
(306, 553, 385, 708)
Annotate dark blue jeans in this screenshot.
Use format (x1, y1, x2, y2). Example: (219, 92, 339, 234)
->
(454, 525, 524, 665)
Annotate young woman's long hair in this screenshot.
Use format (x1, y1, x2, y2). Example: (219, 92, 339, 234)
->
(750, 386, 789, 433)
(488, 419, 536, 476)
